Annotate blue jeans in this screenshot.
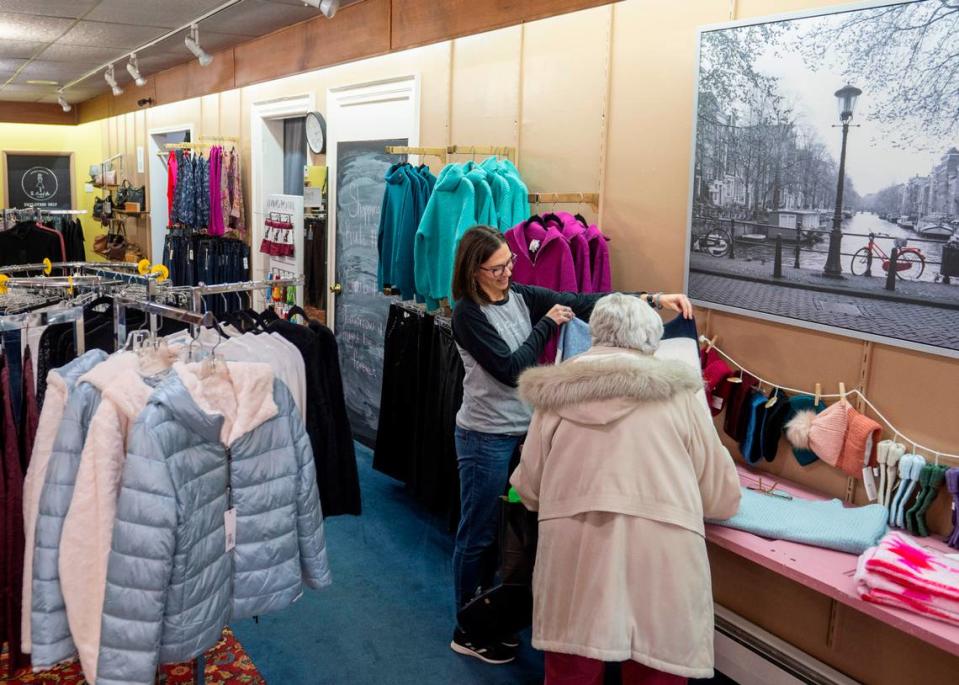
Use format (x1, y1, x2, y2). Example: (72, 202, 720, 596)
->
(452, 426, 522, 613)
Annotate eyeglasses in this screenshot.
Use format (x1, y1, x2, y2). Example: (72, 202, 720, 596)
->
(479, 253, 517, 278)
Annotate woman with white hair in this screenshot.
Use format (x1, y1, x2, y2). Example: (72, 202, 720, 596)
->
(511, 293, 741, 684)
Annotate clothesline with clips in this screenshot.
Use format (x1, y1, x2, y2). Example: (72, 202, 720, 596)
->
(699, 335, 959, 465)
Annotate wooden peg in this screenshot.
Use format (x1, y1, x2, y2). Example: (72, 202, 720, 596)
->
(839, 382, 847, 401)
(814, 382, 822, 405)
(765, 390, 779, 409)
(727, 369, 743, 384)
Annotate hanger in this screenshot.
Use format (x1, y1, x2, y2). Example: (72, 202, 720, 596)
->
(285, 304, 310, 325)
(746, 476, 793, 500)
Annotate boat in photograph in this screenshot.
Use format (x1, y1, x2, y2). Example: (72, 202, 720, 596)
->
(898, 215, 916, 230)
(915, 214, 955, 240)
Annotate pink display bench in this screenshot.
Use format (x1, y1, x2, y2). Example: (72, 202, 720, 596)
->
(705, 465, 959, 658)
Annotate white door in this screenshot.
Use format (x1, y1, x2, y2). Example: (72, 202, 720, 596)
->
(326, 75, 419, 446)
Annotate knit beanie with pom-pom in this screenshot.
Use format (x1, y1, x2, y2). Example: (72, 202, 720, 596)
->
(784, 395, 825, 466)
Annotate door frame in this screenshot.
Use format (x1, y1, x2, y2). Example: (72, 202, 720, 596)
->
(325, 75, 421, 329)
(250, 93, 315, 282)
(147, 123, 195, 263)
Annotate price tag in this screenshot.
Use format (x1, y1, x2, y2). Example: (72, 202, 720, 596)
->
(243, 257, 249, 270)
(711, 396, 724, 410)
(224, 508, 237, 552)
(189, 249, 195, 261)
(862, 468, 878, 501)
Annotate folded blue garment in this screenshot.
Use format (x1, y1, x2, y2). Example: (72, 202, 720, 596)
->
(557, 316, 592, 361)
(708, 487, 889, 555)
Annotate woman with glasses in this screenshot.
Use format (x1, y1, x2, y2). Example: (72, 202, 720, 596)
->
(448, 225, 693, 664)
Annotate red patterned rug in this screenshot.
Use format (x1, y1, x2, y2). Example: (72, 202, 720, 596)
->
(2, 627, 264, 684)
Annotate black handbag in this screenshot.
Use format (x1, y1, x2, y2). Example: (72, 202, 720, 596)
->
(456, 497, 539, 639)
(93, 196, 104, 219)
(117, 179, 146, 209)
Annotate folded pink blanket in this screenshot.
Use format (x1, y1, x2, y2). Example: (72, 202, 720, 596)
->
(855, 532, 959, 626)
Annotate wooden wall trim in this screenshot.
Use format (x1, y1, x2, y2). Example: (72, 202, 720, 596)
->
(390, 0, 618, 51)
(0, 101, 77, 126)
(71, 0, 612, 125)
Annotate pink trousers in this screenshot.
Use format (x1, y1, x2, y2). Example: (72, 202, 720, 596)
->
(544, 652, 688, 685)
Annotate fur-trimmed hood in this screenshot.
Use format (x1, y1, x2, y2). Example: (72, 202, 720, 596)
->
(518, 346, 703, 425)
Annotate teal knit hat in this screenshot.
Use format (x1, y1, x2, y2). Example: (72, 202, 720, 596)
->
(786, 395, 826, 466)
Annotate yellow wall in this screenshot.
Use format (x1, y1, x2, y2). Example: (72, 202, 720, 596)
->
(0, 121, 104, 259)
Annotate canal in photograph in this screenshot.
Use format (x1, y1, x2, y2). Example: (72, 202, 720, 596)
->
(735, 212, 950, 283)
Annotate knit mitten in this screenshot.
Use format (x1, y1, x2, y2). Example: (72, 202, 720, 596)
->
(877, 441, 891, 506)
(883, 442, 905, 511)
(904, 464, 934, 535)
(894, 455, 926, 529)
(947, 468, 959, 548)
(915, 465, 949, 538)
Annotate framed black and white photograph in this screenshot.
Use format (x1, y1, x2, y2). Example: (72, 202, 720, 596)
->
(685, 0, 959, 359)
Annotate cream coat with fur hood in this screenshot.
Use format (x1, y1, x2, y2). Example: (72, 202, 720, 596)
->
(510, 346, 740, 677)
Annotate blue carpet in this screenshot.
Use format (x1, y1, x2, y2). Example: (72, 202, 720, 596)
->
(232, 445, 546, 684)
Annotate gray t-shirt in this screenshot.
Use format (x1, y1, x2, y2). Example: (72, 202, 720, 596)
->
(455, 293, 533, 435)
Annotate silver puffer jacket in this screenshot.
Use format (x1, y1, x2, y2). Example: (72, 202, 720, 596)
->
(96, 361, 331, 685)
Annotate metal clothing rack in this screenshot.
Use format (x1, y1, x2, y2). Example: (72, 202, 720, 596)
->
(0, 304, 87, 355)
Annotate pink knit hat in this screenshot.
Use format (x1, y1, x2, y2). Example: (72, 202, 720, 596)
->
(837, 406, 883, 478)
(702, 356, 734, 417)
(808, 401, 849, 466)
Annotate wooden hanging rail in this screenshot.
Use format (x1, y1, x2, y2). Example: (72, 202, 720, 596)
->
(528, 192, 600, 209)
(199, 136, 239, 142)
(385, 146, 449, 162)
(384, 144, 517, 163)
(164, 142, 212, 150)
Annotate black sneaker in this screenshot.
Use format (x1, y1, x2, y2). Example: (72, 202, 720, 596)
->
(450, 629, 516, 664)
(500, 633, 520, 648)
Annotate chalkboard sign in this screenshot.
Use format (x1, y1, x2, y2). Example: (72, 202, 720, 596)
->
(4, 153, 73, 209)
(334, 138, 407, 447)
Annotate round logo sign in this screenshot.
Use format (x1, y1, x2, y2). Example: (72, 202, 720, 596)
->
(22, 166, 58, 202)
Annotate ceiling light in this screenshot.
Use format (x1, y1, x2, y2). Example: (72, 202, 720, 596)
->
(26, 79, 59, 86)
(57, 91, 71, 112)
(303, 0, 339, 18)
(104, 63, 123, 96)
(126, 53, 147, 87)
(185, 25, 213, 67)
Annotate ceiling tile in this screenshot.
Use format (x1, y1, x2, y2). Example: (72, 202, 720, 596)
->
(0, 40, 46, 60)
(58, 20, 168, 49)
(204, 0, 319, 37)
(0, 11, 75, 42)
(0, 0, 100, 18)
(85, 0, 227, 29)
(0, 83, 48, 101)
(37, 43, 126, 64)
(0, 57, 25, 73)
(16, 60, 87, 83)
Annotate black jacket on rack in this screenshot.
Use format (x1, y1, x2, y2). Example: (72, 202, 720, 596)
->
(269, 319, 360, 517)
(0, 221, 65, 267)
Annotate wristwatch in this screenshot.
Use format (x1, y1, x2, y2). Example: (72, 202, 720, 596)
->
(653, 292, 664, 310)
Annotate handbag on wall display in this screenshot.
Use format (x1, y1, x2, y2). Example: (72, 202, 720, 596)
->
(106, 222, 128, 261)
(93, 196, 104, 219)
(121, 179, 146, 210)
(93, 232, 109, 256)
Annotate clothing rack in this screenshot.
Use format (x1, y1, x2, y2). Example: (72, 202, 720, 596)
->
(383, 144, 517, 163)
(699, 336, 959, 466)
(0, 303, 87, 355)
(528, 192, 600, 210)
(0, 261, 140, 275)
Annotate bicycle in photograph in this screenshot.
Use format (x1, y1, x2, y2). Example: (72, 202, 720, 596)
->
(849, 232, 926, 280)
(691, 223, 733, 258)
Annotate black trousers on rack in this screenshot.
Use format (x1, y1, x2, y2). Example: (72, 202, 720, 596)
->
(373, 303, 464, 525)
(373, 303, 424, 482)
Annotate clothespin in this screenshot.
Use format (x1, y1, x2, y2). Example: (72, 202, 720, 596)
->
(839, 382, 847, 403)
(705, 335, 718, 352)
(765, 385, 780, 409)
(814, 382, 822, 405)
(727, 369, 744, 384)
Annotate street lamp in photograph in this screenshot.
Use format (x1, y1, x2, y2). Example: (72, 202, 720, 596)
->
(823, 83, 862, 278)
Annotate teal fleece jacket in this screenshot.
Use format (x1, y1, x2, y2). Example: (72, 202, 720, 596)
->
(464, 162, 496, 227)
(480, 157, 515, 230)
(377, 163, 417, 293)
(414, 164, 476, 307)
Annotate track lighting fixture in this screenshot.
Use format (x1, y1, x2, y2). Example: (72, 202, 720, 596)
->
(185, 25, 213, 66)
(303, 0, 340, 18)
(57, 91, 71, 112)
(126, 53, 147, 87)
(104, 64, 123, 96)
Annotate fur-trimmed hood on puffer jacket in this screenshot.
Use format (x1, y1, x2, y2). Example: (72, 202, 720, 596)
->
(511, 346, 741, 531)
(519, 346, 704, 426)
